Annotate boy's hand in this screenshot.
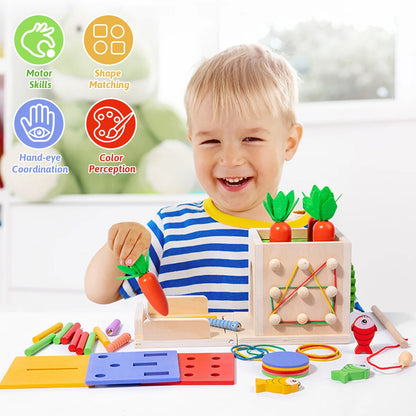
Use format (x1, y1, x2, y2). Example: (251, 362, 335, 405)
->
(107, 222, 151, 267)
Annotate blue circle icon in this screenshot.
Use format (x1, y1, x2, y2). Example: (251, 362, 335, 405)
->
(14, 98, 64, 149)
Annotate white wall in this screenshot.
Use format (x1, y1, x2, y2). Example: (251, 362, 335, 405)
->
(281, 119, 416, 312)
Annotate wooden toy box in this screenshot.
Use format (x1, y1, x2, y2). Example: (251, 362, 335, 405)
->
(134, 227, 352, 346)
(248, 227, 352, 343)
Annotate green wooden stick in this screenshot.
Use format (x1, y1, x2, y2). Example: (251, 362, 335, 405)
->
(84, 332, 97, 355)
(53, 322, 73, 344)
(24, 333, 56, 356)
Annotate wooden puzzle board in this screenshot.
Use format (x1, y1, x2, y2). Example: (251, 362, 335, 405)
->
(0, 355, 90, 389)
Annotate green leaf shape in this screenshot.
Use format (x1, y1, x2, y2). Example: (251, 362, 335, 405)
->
(263, 190, 298, 223)
(116, 252, 150, 280)
(302, 185, 338, 221)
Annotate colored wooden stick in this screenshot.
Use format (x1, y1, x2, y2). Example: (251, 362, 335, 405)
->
(32, 322, 63, 343)
(94, 326, 110, 348)
(371, 305, 408, 348)
(53, 323, 73, 344)
(25, 333, 56, 356)
(84, 332, 97, 355)
(61, 322, 81, 345)
(76, 331, 90, 355)
(68, 329, 83, 353)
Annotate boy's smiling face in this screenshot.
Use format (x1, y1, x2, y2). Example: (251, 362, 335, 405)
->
(188, 96, 302, 221)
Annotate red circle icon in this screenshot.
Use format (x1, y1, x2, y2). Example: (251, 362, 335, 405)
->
(85, 99, 136, 149)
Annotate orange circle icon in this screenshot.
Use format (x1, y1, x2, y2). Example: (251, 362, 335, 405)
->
(84, 15, 133, 65)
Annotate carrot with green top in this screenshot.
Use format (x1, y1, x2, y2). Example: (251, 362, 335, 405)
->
(302, 185, 338, 241)
(263, 190, 299, 242)
(117, 252, 169, 316)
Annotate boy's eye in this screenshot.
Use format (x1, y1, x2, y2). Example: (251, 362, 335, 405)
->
(244, 136, 262, 142)
(201, 139, 220, 145)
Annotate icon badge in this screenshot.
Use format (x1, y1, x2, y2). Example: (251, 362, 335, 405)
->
(83, 15, 133, 65)
(14, 99, 65, 149)
(85, 99, 136, 149)
(14, 15, 64, 65)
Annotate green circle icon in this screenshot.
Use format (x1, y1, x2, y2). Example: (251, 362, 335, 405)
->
(14, 15, 64, 65)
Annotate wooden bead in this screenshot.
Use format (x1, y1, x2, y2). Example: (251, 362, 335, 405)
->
(398, 351, 413, 368)
(269, 258, 281, 273)
(325, 286, 338, 298)
(269, 314, 281, 326)
(269, 287, 281, 300)
(297, 313, 308, 325)
(326, 258, 338, 270)
(298, 287, 309, 299)
(325, 313, 337, 325)
(297, 258, 309, 271)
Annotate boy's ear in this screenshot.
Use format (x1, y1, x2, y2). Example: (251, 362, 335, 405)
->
(285, 123, 303, 161)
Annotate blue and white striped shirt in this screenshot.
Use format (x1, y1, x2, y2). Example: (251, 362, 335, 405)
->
(119, 199, 308, 312)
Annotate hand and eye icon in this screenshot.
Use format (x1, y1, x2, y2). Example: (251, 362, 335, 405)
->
(20, 104, 55, 142)
(21, 22, 56, 59)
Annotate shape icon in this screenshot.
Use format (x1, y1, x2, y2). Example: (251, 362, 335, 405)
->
(83, 15, 133, 65)
(14, 15, 64, 65)
(14, 99, 64, 149)
(85, 99, 136, 149)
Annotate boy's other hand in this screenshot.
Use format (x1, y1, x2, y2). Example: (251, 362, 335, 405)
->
(107, 222, 151, 267)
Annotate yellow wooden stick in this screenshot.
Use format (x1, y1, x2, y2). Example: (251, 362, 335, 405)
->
(32, 322, 63, 343)
(93, 326, 110, 348)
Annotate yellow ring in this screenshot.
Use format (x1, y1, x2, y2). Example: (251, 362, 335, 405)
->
(296, 344, 341, 361)
(262, 362, 310, 372)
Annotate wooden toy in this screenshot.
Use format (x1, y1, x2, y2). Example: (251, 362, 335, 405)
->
(133, 187, 351, 347)
(84, 332, 97, 355)
(207, 318, 241, 331)
(262, 351, 309, 378)
(106, 318, 121, 336)
(85, 351, 180, 386)
(255, 377, 300, 394)
(367, 344, 413, 371)
(118, 252, 169, 316)
(302, 186, 339, 241)
(331, 364, 370, 383)
(61, 322, 81, 344)
(371, 305, 409, 348)
(93, 326, 110, 348)
(76, 331, 89, 355)
(106, 332, 131, 352)
(32, 322, 63, 343)
(351, 315, 377, 354)
(68, 328, 83, 353)
(135, 295, 238, 347)
(53, 322, 73, 344)
(24, 333, 56, 356)
(0, 355, 90, 389)
(248, 226, 351, 344)
(153, 353, 235, 385)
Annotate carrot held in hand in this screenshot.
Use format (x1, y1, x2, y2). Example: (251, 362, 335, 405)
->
(117, 252, 169, 316)
(302, 185, 339, 242)
(263, 190, 299, 242)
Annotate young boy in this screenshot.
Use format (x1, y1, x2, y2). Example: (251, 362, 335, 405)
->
(85, 44, 303, 312)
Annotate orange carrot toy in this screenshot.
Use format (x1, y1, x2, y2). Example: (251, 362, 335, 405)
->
(117, 252, 169, 316)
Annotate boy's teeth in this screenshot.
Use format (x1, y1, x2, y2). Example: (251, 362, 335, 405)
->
(222, 177, 248, 185)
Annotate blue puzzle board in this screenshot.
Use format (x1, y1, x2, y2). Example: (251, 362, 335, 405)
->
(85, 351, 180, 386)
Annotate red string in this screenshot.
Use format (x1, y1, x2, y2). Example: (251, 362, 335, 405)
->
(366, 339, 409, 370)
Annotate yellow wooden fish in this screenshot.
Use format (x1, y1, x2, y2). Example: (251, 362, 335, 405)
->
(255, 377, 300, 394)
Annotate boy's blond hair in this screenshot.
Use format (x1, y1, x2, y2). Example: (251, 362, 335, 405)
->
(185, 44, 299, 130)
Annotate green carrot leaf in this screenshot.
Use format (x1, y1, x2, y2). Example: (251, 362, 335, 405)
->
(117, 264, 134, 275)
(264, 190, 297, 223)
(320, 197, 338, 220)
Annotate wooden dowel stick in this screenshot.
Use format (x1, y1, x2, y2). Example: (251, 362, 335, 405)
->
(371, 305, 408, 348)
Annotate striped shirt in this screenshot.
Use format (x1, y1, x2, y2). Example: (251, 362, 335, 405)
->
(120, 198, 308, 312)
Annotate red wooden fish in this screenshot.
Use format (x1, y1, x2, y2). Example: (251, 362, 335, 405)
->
(351, 315, 377, 354)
